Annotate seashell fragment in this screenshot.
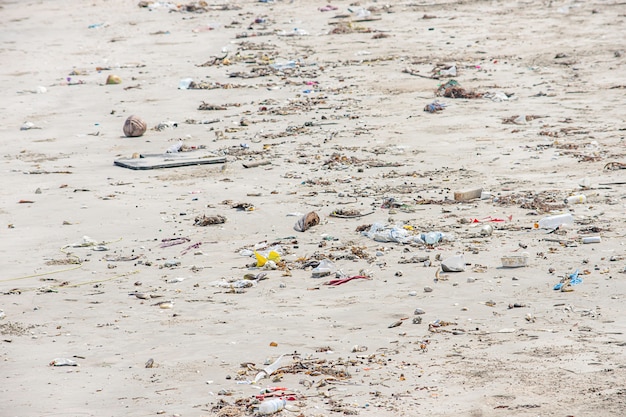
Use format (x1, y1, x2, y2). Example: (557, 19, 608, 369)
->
(153, 300, 173, 309)
(123, 115, 147, 137)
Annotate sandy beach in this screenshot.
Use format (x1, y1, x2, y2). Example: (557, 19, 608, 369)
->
(1, 1, 625, 416)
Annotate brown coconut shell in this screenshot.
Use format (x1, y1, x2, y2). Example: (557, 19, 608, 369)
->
(106, 74, 122, 85)
(123, 115, 147, 137)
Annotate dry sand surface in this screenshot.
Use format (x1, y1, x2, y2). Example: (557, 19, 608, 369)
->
(1, 0, 626, 416)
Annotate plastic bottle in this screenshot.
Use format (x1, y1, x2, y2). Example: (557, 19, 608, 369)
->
(270, 61, 296, 71)
(536, 213, 574, 229)
(423, 232, 443, 245)
(362, 223, 409, 243)
(564, 194, 586, 204)
(254, 354, 285, 383)
(479, 224, 493, 236)
(312, 259, 335, 278)
(441, 254, 466, 272)
(348, 7, 371, 18)
(439, 65, 457, 77)
(50, 358, 78, 366)
(165, 140, 183, 153)
(257, 398, 286, 415)
(178, 78, 193, 89)
(192, 23, 219, 33)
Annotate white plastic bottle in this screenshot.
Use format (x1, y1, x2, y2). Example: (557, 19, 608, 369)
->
(257, 399, 286, 415)
(564, 194, 586, 204)
(254, 354, 285, 383)
(311, 259, 335, 278)
(423, 231, 443, 245)
(536, 213, 574, 229)
(441, 254, 466, 272)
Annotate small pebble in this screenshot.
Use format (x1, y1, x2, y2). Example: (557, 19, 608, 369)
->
(412, 317, 422, 324)
(414, 308, 426, 315)
(424, 286, 433, 293)
(408, 291, 417, 296)
(395, 271, 403, 277)
(279, 283, 286, 288)
(467, 277, 475, 283)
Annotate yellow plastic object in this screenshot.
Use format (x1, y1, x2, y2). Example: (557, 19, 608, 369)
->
(254, 250, 281, 267)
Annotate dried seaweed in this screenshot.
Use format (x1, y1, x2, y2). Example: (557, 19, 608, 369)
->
(436, 80, 483, 98)
(494, 191, 565, 213)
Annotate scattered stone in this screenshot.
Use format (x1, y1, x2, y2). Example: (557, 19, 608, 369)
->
(194, 214, 227, 226)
